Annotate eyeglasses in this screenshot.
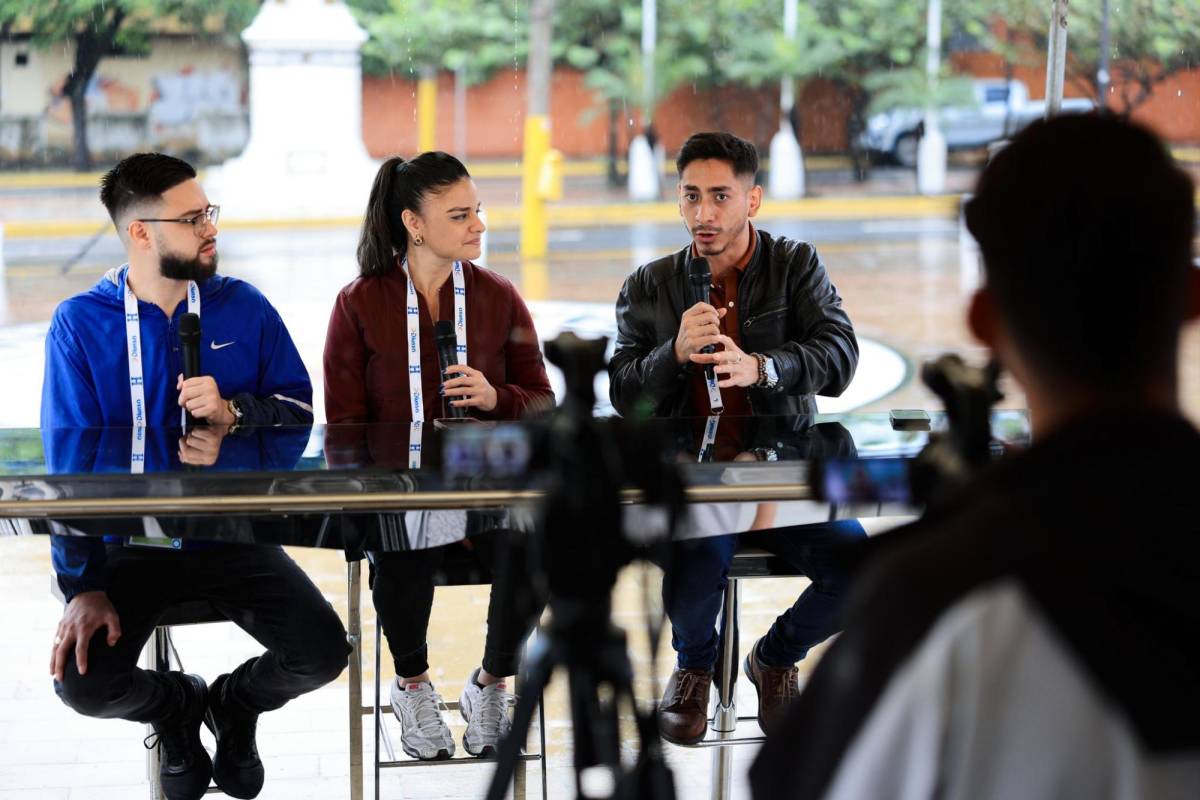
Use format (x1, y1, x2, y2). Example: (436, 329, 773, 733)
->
(137, 204, 220, 235)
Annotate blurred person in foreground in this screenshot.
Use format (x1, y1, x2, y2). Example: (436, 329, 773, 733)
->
(43, 153, 348, 800)
(752, 114, 1200, 799)
(608, 131, 863, 744)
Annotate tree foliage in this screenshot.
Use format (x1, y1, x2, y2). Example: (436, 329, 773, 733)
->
(347, 0, 522, 84)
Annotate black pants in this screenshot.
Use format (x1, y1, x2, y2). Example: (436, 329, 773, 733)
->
(55, 544, 350, 724)
(371, 530, 537, 679)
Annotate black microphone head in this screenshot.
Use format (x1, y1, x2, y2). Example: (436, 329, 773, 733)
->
(179, 312, 200, 345)
(434, 320, 457, 349)
(687, 256, 712, 287)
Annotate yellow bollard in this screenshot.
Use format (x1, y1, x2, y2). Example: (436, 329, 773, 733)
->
(538, 148, 564, 201)
(520, 115, 551, 300)
(417, 73, 437, 153)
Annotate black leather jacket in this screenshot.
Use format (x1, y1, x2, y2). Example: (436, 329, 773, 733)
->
(609, 229, 858, 418)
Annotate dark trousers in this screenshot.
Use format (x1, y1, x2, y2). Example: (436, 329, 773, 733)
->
(371, 530, 536, 679)
(54, 544, 350, 724)
(664, 519, 867, 670)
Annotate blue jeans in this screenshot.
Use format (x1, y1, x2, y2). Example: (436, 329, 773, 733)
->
(663, 519, 866, 670)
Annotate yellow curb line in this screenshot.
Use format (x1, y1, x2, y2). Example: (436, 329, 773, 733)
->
(1, 146, 1196, 190)
(0, 158, 859, 188)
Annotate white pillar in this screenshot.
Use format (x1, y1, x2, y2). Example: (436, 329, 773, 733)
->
(629, 0, 660, 200)
(769, 0, 805, 199)
(1045, 0, 1069, 118)
(917, 0, 947, 195)
(208, 0, 378, 221)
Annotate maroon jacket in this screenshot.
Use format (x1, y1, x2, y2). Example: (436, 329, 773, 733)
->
(324, 261, 553, 425)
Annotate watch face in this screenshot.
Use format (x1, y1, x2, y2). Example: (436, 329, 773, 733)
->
(765, 358, 779, 384)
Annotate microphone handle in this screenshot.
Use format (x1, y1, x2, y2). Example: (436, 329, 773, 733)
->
(437, 348, 468, 419)
(181, 345, 201, 429)
(443, 367, 467, 419)
(687, 282, 723, 406)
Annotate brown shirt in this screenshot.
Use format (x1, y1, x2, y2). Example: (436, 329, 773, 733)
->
(323, 260, 553, 426)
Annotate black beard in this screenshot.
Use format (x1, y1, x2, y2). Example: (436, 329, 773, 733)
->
(159, 251, 218, 283)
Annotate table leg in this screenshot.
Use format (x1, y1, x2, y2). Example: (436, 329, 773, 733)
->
(347, 560, 364, 800)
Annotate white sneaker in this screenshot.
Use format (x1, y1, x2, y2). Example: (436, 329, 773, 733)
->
(390, 678, 455, 761)
(459, 668, 515, 757)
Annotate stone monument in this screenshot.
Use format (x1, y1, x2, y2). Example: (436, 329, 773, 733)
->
(208, 0, 378, 221)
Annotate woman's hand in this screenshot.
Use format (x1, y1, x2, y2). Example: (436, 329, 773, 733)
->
(442, 364, 498, 412)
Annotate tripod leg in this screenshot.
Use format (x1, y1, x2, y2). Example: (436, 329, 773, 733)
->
(486, 639, 557, 800)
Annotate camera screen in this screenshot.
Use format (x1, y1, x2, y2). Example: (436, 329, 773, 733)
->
(817, 457, 912, 505)
(442, 423, 533, 481)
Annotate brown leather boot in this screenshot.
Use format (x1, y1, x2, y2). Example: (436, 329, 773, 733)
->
(657, 667, 712, 745)
(744, 638, 801, 736)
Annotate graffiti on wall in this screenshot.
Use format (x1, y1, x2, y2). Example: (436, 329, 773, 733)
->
(149, 67, 241, 130)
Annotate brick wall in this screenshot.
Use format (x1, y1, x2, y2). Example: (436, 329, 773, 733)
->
(362, 67, 853, 159)
(363, 62, 1199, 160)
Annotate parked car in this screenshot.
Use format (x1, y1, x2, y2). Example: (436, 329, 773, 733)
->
(858, 79, 1095, 167)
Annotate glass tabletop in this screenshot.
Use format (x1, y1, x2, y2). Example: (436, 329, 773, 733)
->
(0, 412, 1031, 512)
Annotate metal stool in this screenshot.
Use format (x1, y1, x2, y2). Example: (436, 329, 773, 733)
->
(347, 551, 548, 800)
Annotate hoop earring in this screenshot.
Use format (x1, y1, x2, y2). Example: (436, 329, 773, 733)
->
(413, 234, 424, 246)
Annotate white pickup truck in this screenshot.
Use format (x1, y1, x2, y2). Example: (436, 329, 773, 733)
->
(857, 79, 1095, 167)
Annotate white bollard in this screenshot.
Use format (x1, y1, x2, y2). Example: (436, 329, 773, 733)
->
(917, 123, 947, 195)
(768, 122, 805, 200)
(627, 134, 660, 201)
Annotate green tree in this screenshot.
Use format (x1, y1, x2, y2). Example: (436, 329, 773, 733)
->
(981, 0, 1200, 113)
(0, 1, 257, 170)
(348, 0, 520, 85)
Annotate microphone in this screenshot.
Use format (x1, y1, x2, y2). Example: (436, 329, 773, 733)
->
(178, 312, 201, 428)
(687, 257, 718, 358)
(434, 320, 467, 419)
(686, 257, 722, 409)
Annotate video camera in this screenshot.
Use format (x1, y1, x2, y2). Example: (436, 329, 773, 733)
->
(815, 354, 1005, 510)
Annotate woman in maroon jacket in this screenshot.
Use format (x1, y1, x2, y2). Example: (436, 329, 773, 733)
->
(324, 152, 553, 761)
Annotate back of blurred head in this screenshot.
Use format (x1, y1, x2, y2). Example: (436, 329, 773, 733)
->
(965, 113, 1198, 424)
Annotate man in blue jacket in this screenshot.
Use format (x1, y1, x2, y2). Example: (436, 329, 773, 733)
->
(41, 153, 348, 800)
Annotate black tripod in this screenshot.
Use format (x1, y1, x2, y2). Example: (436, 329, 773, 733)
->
(486, 333, 682, 800)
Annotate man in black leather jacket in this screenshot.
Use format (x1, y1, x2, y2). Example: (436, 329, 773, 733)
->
(609, 131, 863, 745)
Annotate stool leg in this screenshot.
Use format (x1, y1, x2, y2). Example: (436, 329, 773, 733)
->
(710, 747, 735, 800)
(514, 638, 528, 799)
(347, 561, 364, 800)
(374, 612, 385, 800)
(538, 695, 548, 800)
(709, 580, 739, 800)
(711, 580, 739, 733)
(145, 627, 170, 800)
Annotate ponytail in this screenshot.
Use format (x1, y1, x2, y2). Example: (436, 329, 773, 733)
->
(356, 152, 472, 279)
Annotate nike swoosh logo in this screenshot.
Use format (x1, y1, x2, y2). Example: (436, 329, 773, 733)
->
(210, 341, 235, 351)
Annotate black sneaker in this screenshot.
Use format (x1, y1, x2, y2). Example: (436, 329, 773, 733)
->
(144, 672, 212, 800)
(204, 673, 264, 799)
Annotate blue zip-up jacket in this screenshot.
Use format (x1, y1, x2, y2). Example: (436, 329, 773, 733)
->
(41, 266, 314, 601)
